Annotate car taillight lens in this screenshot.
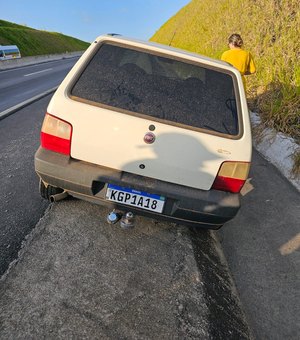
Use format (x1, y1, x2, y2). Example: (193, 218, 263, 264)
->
(41, 113, 72, 155)
(212, 162, 250, 193)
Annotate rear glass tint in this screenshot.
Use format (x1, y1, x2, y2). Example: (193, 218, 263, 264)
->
(71, 43, 239, 135)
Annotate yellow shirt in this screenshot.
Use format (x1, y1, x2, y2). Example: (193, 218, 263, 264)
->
(221, 48, 256, 88)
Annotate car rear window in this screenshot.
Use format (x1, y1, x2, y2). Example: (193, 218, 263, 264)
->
(71, 43, 240, 136)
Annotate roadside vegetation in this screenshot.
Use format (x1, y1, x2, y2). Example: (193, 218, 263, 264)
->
(151, 0, 300, 173)
(0, 19, 89, 56)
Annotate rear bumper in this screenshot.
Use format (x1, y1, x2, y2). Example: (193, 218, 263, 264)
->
(34, 147, 241, 229)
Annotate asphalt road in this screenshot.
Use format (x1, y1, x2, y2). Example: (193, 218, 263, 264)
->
(0, 93, 299, 338)
(0, 58, 77, 112)
(220, 153, 300, 339)
(0, 96, 49, 276)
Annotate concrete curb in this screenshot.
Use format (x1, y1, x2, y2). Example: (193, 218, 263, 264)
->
(250, 111, 300, 192)
(0, 87, 58, 121)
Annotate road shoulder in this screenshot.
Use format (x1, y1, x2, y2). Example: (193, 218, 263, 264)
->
(0, 200, 253, 339)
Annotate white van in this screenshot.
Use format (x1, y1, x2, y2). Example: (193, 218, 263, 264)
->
(35, 35, 252, 229)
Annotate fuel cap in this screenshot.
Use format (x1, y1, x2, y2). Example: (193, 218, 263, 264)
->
(143, 132, 156, 144)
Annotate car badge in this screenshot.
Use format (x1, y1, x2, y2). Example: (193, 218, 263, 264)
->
(144, 132, 156, 144)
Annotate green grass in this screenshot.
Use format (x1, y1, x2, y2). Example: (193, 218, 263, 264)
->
(0, 19, 89, 56)
(151, 0, 300, 173)
(0, 19, 32, 30)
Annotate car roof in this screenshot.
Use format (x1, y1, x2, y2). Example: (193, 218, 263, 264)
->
(0, 45, 19, 50)
(95, 34, 236, 73)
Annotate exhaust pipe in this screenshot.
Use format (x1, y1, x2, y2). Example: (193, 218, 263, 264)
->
(50, 191, 68, 202)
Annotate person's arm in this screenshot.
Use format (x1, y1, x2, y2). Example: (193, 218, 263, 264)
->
(245, 52, 256, 75)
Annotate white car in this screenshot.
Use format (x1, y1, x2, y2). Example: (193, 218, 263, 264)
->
(35, 34, 252, 229)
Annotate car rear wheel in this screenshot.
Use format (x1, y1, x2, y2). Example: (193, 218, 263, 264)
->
(39, 179, 63, 200)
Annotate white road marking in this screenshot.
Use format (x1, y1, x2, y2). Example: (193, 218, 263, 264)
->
(24, 68, 53, 77)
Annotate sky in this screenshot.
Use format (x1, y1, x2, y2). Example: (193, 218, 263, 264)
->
(1, 0, 190, 42)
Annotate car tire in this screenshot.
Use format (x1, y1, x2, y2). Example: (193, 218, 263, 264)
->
(39, 179, 63, 200)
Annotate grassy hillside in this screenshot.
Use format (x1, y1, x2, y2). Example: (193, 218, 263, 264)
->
(0, 19, 89, 56)
(151, 0, 300, 171)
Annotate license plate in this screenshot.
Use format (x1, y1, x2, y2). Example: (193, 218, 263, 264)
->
(106, 184, 165, 213)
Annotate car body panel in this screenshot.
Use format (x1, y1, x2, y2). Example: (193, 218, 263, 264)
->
(35, 147, 241, 229)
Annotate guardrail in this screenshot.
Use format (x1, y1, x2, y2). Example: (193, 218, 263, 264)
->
(0, 51, 84, 70)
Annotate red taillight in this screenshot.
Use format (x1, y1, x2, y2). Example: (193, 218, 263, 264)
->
(40, 113, 72, 155)
(212, 176, 246, 193)
(212, 162, 250, 193)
